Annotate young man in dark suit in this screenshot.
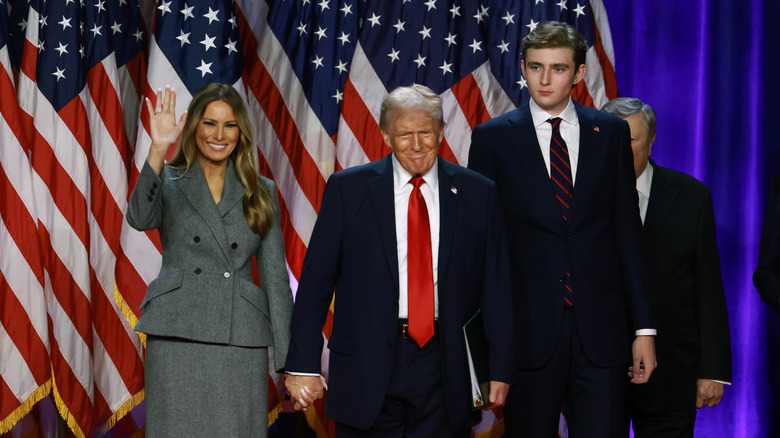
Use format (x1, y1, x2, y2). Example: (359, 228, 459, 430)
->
(285, 84, 515, 437)
(602, 97, 732, 437)
(468, 21, 656, 437)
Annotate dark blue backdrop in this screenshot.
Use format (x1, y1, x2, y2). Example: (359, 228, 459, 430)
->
(602, 0, 780, 436)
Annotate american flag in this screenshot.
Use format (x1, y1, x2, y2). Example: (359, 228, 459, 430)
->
(2, 0, 146, 435)
(2, 0, 616, 435)
(0, 0, 50, 432)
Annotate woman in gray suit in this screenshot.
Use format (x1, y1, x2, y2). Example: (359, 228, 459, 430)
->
(127, 83, 292, 437)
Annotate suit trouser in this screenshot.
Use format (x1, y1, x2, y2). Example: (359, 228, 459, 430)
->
(629, 407, 696, 438)
(504, 306, 627, 438)
(334, 332, 470, 438)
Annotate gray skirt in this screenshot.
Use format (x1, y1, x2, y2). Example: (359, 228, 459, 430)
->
(145, 335, 269, 437)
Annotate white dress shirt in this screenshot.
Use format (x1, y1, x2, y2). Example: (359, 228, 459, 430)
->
(392, 153, 440, 319)
(636, 162, 654, 225)
(530, 98, 581, 184)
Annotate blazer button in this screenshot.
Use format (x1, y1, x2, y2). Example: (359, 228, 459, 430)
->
(558, 275, 565, 283)
(146, 196, 152, 202)
(392, 300, 398, 306)
(231, 242, 238, 249)
(195, 268, 202, 274)
(224, 272, 231, 278)
(152, 182, 158, 189)
(564, 234, 572, 241)
(193, 236, 200, 243)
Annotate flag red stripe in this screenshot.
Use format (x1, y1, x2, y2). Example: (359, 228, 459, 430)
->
(341, 78, 387, 162)
(89, 270, 144, 393)
(48, 334, 94, 436)
(592, 18, 619, 100)
(1, 377, 19, 419)
(29, 132, 89, 248)
(450, 74, 491, 130)
(87, 63, 130, 167)
(38, 226, 93, 349)
(0, 166, 44, 283)
(256, 152, 307, 278)
(0, 273, 49, 381)
(114, 249, 151, 318)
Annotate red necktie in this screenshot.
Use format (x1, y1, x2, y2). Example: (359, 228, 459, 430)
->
(548, 118, 575, 307)
(407, 176, 434, 347)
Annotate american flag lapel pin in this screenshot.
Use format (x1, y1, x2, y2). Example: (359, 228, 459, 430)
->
(451, 186, 458, 195)
(593, 125, 600, 132)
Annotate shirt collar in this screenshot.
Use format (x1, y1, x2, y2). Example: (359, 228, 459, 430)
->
(391, 153, 439, 190)
(529, 97, 578, 128)
(636, 160, 654, 197)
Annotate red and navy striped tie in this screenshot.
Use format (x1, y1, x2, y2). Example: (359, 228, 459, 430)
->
(548, 117, 575, 307)
(548, 117, 573, 220)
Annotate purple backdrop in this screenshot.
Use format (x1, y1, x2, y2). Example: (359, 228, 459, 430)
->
(601, 0, 780, 436)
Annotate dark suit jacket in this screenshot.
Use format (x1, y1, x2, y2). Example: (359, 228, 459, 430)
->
(468, 100, 654, 369)
(285, 155, 515, 430)
(630, 161, 731, 413)
(755, 174, 780, 314)
(126, 159, 292, 371)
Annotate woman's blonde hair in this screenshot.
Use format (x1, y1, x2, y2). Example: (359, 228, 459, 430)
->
(168, 83, 274, 235)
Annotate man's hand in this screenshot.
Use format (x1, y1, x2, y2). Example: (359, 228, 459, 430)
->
(285, 374, 328, 411)
(484, 381, 511, 410)
(696, 379, 724, 408)
(628, 335, 657, 384)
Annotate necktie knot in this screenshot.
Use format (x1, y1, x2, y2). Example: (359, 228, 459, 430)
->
(548, 117, 562, 129)
(410, 176, 425, 190)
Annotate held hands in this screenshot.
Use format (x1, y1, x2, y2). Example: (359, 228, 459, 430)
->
(696, 379, 724, 408)
(144, 86, 188, 173)
(628, 335, 657, 384)
(284, 374, 327, 411)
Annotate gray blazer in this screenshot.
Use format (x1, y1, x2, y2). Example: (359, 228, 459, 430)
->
(126, 158, 292, 371)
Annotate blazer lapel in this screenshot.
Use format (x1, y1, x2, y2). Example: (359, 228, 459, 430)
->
(218, 159, 243, 218)
(511, 107, 562, 224)
(568, 103, 599, 225)
(645, 163, 677, 231)
(176, 160, 232, 263)
(437, 159, 458, 282)
(368, 155, 400, 291)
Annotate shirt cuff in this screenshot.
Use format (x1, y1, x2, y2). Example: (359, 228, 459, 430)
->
(286, 371, 321, 377)
(710, 379, 732, 385)
(635, 328, 657, 336)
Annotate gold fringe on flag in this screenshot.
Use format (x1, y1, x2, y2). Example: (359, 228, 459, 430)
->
(98, 389, 146, 436)
(267, 400, 283, 427)
(114, 281, 146, 347)
(0, 379, 51, 434)
(475, 417, 505, 438)
(51, 372, 86, 438)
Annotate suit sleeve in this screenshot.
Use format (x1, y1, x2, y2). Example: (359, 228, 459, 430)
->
(126, 160, 164, 231)
(285, 175, 345, 373)
(612, 121, 655, 330)
(694, 187, 732, 381)
(754, 175, 780, 314)
(256, 180, 294, 373)
(480, 183, 516, 382)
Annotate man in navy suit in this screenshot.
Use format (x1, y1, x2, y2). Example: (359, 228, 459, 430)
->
(285, 84, 515, 437)
(602, 97, 731, 437)
(468, 22, 656, 437)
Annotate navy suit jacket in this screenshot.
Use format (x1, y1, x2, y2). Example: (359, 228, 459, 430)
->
(755, 174, 780, 314)
(468, 100, 654, 369)
(285, 155, 515, 430)
(630, 161, 731, 412)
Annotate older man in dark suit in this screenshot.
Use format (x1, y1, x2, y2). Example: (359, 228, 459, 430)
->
(468, 21, 656, 438)
(284, 84, 515, 437)
(602, 97, 732, 437)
